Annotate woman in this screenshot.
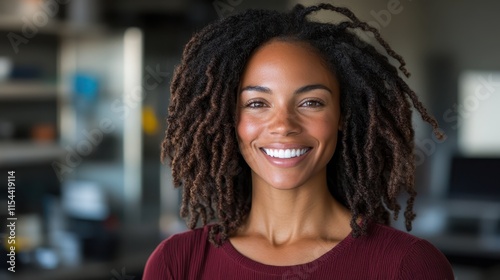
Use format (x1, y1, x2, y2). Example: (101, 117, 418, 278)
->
(144, 3, 454, 279)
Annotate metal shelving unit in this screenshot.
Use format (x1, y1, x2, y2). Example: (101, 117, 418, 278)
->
(0, 82, 58, 100)
(0, 16, 144, 279)
(0, 141, 65, 166)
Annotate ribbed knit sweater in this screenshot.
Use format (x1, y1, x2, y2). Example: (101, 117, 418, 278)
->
(143, 223, 454, 279)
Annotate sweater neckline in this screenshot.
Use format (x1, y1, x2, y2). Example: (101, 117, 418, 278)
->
(220, 230, 355, 275)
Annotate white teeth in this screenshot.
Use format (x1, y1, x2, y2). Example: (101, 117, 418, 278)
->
(263, 148, 309, 159)
(279, 150, 285, 158)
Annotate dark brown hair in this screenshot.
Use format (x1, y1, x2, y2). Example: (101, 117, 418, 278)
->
(161, 3, 442, 246)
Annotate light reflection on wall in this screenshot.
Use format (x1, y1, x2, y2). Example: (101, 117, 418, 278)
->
(458, 71, 500, 156)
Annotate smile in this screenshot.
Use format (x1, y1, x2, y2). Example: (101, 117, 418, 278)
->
(262, 148, 310, 159)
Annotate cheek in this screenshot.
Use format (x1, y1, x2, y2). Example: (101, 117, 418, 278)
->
(308, 112, 340, 146)
(236, 115, 261, 149)
(317, 124, 339, 146)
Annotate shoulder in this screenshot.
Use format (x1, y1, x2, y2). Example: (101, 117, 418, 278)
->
(161, 224, 211, 252)
(365, 223, 424, 247)
(398, 237, 455, 279)
(363, 224, 455, 280)
(143, 225, 212, 280)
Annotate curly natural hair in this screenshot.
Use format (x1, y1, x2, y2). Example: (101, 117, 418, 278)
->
(161, 3, 443, 246)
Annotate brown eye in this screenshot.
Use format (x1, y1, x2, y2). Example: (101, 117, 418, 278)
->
(300, 100, 324, 108)
(246, 101, 267, 108)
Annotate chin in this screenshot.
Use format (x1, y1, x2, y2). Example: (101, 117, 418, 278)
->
(265, 178, 306, 190)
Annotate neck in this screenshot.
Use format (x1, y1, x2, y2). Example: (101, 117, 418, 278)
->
(241, 171, 351, 246)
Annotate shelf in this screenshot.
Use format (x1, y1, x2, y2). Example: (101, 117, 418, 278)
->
(0, 82, 58, 100)
(0, 16, 109, 37)
(0, 141, 65, 166)
(0, 16, 63, 35)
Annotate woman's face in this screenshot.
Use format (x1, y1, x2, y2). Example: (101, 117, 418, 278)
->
(236, 40, 341, 190)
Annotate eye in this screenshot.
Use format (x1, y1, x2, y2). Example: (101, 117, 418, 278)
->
(300, 99, 324, 108)
(245, 100, 267, 108)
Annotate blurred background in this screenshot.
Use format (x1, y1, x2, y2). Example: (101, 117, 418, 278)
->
(0, 0, 498, 279)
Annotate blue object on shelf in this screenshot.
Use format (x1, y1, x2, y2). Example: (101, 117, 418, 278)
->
(10, 65, 42, 79)
(72, 73, 99, 102)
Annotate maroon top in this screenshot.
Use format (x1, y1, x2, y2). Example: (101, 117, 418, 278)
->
(143, 223, 454, 279)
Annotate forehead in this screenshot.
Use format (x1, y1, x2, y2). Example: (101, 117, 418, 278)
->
(239, 40, 337, 88)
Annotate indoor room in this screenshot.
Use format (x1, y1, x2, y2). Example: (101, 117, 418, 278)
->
(0, 0, 499, 279)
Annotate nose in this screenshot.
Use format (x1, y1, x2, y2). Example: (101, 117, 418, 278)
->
(268, 105, 301, 136)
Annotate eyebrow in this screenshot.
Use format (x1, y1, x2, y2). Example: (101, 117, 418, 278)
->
(239, 84, 333, 95)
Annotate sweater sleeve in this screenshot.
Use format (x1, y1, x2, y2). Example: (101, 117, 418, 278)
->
(398, 239, 454, 280)
(143, 239, 174, 280)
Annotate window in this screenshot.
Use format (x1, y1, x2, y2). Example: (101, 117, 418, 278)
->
(458, 71, 500, 156)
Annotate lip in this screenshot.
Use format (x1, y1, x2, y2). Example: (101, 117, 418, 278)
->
(259, 146, 311, 168)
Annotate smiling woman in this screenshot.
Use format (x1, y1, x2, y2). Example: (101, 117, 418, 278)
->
(144, 3, 454, 280)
